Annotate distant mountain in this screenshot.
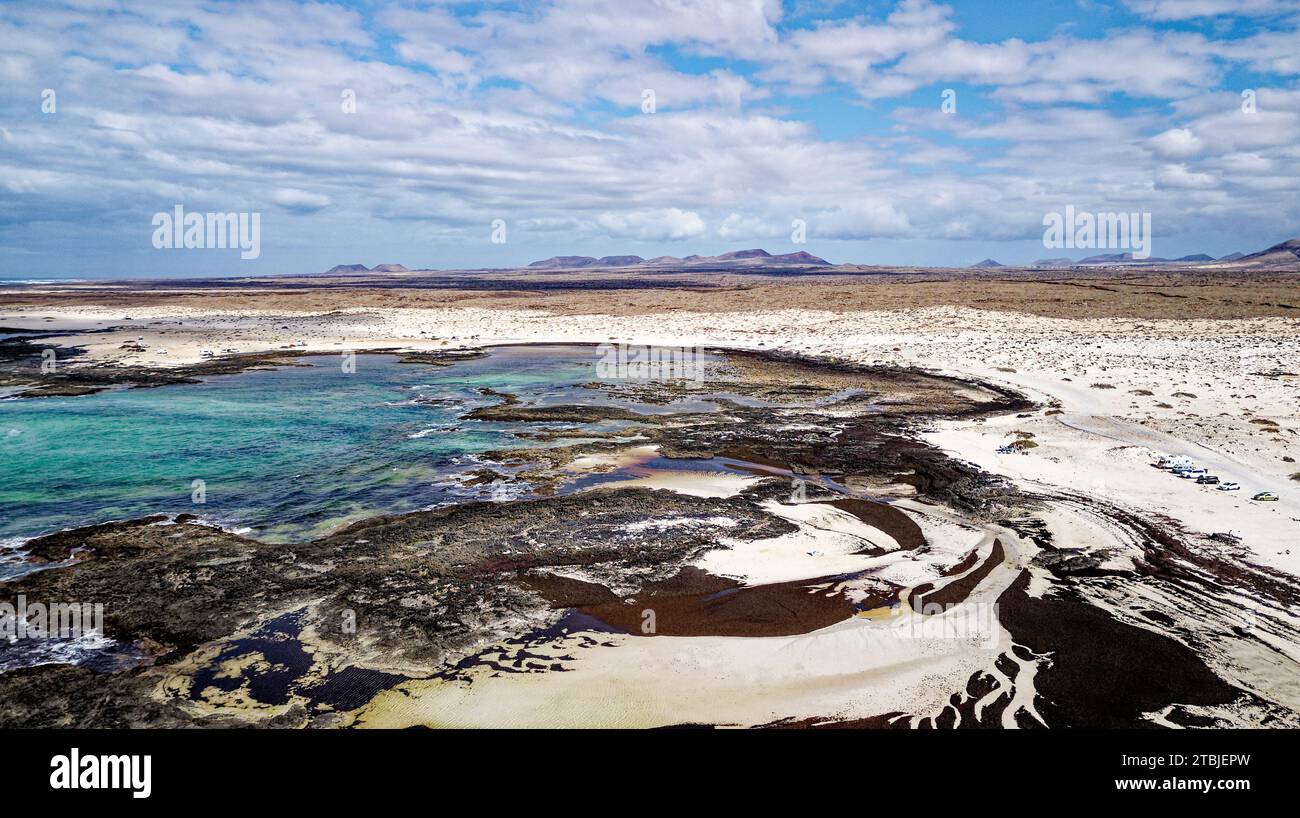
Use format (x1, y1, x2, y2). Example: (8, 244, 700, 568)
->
(321, 240, 1288, 277)
(717, 249, 771, 260)
(594, 255, 644, 267)
(1242, 238, 1300, 259)
(1031, 251, 1232, 267)
(1062, 241, 1300, 268)
(1226, 238, 1300, 268)
(525, 249, 829, 269)
(318, 237, 1296, 278)
(770, 251, 830, 265)
(527, 255, 598, 269)
(1077, 252, 1162, 264)
(1068, 252, 1222, 265)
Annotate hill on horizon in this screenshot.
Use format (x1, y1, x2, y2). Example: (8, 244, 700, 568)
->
(316, 237, 1298, 277)
(322, 263, 411, 275)
(1027, 239, 1296, 269)
(526, 249, 830, 269)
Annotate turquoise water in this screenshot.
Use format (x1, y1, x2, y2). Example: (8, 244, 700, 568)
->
(0, 346, 642, 547)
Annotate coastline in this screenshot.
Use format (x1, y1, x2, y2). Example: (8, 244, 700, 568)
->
(2, 284, 1298, 728)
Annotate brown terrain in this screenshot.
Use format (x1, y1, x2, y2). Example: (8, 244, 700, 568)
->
(4, 265, 1298, 321)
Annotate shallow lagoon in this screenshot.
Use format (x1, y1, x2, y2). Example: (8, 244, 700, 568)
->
(0, 345, 663, 547)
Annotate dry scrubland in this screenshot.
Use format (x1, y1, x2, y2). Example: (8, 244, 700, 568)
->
(5, 268, 1300, 319)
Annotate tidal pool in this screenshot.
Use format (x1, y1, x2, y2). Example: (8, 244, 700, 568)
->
(0, 345, 706, 549)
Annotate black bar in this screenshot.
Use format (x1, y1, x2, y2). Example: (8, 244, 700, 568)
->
(7, 728, 1281, 805)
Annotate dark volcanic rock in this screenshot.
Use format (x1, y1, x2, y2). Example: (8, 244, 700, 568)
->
(396, 348, 489, 366)
(997, 572, 1244, 728)
(464, 403, 663, 423)
(0, 343, 312, 399)
(0, 487, 797, 726)
(1031, 548, 1106, 577)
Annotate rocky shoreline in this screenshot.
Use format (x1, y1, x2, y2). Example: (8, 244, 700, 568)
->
(1, 344, 1294, 728)
(0, 329, 490, 398)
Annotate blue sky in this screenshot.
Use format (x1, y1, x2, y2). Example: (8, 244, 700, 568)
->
(1, 0, 1299, 278)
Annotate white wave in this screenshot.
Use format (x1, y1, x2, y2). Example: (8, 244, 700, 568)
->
(407, 427, 454, 439)
(0, 631, 117, 674)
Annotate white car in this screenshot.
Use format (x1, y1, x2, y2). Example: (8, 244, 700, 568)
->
(1176, 468, 1206, 479)
(1216, 482, 1241, 491)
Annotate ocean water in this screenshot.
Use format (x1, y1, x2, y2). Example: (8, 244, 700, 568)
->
(0, 345, 668, 548)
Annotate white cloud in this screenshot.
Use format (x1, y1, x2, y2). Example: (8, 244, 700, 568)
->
(273, 188, 332, 212)
(1158, 164, 1219, 188)
(813, 201, 913, 239)
(717, 212, 781, 240)
(1215, 151, 1277, 175)
(0, 0, 1298, 275)
(595, 209, 707, 241)
(1125, 0, 1298, 20)
(1151, 127, 1204, 158)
